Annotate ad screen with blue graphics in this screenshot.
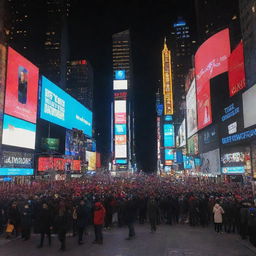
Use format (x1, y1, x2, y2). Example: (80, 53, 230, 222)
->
(40, 76, 92, 137)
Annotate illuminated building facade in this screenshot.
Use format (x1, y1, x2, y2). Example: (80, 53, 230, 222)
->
(167, 17, 197, 124)
(112, 30, 135, 171)
(66, 59, 94, 110)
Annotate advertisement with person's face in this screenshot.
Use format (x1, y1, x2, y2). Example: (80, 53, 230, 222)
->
(186, 79, 197, 138)
(200, 148, 221, 175)
(4, 47, 39, 123)
(195, 29, 231, 130)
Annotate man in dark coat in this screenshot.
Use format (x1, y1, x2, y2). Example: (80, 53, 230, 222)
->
(124, 196, 137, 240)
(147, 197, 158, 232)
(7, 202, 20, 237)
(77, 200, 88, 244)
(20, 203, 32, 240)
(37, 203, 52, 248)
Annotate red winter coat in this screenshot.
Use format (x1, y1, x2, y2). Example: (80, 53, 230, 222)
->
(94, 202, 106, 225)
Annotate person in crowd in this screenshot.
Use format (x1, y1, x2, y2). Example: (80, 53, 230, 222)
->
(20, 203, 32, 240)
(7, 202, 20, 237)
(37, 203, 52, 248)
(147, 197, 158, 232)
(248, 203, 256, 246)
(124, 196, 137, 240)
(240, 201, 250, 240)
(213, 200, 225, 233)
(93, 201, 106, 244)
(55, 201, 69, 251)
(76, 200, 87, 245)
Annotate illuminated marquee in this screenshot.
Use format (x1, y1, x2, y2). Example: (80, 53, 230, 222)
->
(162, 40, 174, 115)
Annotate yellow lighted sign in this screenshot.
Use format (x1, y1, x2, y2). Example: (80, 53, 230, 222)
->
(162, 42, 174, 115)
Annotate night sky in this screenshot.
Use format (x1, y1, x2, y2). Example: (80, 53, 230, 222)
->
(69, 0, 196, 171)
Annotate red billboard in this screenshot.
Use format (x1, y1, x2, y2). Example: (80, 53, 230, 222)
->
(195, 28, 231, 130)
(38, 157, 81, 172)
(4, 47, 39, 123)
(96, 152, 101, 169)
(228, 42, 246, 97)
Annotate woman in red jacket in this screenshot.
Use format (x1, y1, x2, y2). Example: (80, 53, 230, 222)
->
(93, 202, 106, 244)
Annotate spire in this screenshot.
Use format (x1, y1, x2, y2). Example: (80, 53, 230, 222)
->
(163, 37, 168, 51)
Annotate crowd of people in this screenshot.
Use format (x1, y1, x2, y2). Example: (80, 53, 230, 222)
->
(0, 173, 255, 251)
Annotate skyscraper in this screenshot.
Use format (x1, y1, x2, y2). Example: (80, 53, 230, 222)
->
(42, 0, 70, 88)
(66, 59, 94, 110)
(239, 0, 256, 89)
(112, 29, 135, 171)
(167, 17, 197, 123)
(195, 0, 240, 44)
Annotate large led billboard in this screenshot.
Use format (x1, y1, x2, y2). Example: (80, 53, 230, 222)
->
(0, 168, 33, 176)
(113, 80, 128, 90)
(164, 124, 175, 147)
(0, 44, 6, 148)
(186, 79, 197, 138)
(114, 100, 127, 159)
(243, 84, 256, 129)
(38, 157, 81, 172)
(228, 42, 246, 97)
(86, 151, 96, 171)
(40, 76, 92, 137)
(2, 114, 36, 149)
(195, 29, 231, 130)
(4, 47, 39, 123)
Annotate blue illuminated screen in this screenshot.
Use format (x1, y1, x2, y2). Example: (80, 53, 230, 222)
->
(40, 76, 92, 137)
(164, 124, 175, 147)
(0, 168, 34, 176)
(165, 149, 174, 160)
(222, 166, 245, 174)
(116, 159, 127, 164)
(115, 70, 126, 80)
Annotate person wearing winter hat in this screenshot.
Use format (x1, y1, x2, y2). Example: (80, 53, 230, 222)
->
(93, 202, 106, 244)
(213, 200, 224, 233)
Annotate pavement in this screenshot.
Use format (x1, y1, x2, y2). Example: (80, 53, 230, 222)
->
(0, 224, 255, 256)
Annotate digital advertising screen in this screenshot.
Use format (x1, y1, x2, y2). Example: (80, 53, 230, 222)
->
(195, 29, 231, 130)
(0, 168, 33, 176)
(183, 156, 193, 169)
(0, 151, 33, 169)
(115, 70, 126, 80)
(0, 44, 6, 149)
(114, 100, 127, 159)
(178, 120, 186, 147)
(243, 84, 256, 129)
(186, 79, 197, 138)
(40, 76, 92, 137)
(5, 47, 39, 124)
(222, 166, 245, 174)
(38, 157, 81, 172)
(165, 149, 174, 160)
(116, 159, 127, 164)
(41, 138, 59, 151)
(164, 124, 175, 147)
(200, 148, 221, 175)
(228, 42, 246, 97)
(2, 114, 36, 149)
(86, 151, 96, 171)
(113, 80, 128, 90)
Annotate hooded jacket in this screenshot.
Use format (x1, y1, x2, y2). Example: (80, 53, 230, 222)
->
(94, 202, 106, 225)
(213, 203, 224, 223)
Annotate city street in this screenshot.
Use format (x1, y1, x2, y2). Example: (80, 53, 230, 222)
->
(0, 224, 255, 256)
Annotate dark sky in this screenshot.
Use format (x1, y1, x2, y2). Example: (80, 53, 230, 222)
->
(69, 0, 196, 171)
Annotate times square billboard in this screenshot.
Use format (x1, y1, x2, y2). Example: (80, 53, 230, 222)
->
(40, 76, 92, 137)
(114, 100, 127, 159)
(2, 47, 39, 150)
(195, 28, 231, 130)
